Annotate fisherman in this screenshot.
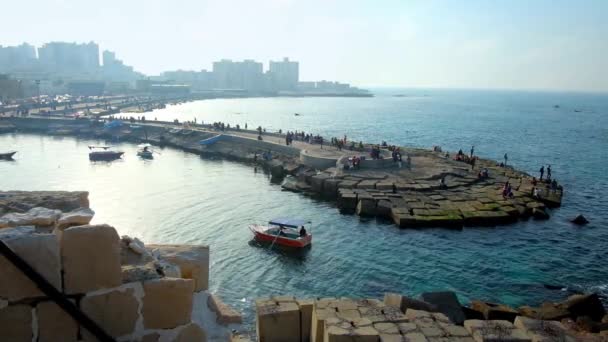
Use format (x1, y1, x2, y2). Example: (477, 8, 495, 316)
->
(539, 165, 545, 180)
(470, 145, 475, 158)
(299, 226, 307, 237)
(504, 153, 508, 166)
(547, 165, 552, 180)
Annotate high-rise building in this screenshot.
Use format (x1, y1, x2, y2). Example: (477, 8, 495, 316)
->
(212, 59, 263, 91)
(269, 57, 299, 90)
(38, 42, 99, 74)
(0, 43, 37, 72)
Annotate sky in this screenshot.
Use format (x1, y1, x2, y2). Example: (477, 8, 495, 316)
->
(1, 0, 607, 92)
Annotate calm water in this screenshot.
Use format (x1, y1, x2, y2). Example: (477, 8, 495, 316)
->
(2, 89, 607, 325)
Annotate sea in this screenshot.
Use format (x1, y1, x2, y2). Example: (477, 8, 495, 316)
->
(1, 88, 607, 325)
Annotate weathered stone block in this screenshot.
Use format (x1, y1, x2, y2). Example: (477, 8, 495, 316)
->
(208, 293, 243, 325)
(324, 178, 341, 197)
(297, 299, 314, 342)
(338, 193, 358, 210)
(256, 301, 301, 342)
(142, 278, 194, 329)
(147, 244, 210, 291)
(175, 322, 207, 342)
(357, 180, 378, 190)
(81, 286, 139, 340)
(61, 224, 121, 294)
(471, 301, 518, 322)
(37, 301, 78, 342)
(0, 226, 61, 301)
(56, 207, 95, 229)
(464, 320, 531, 342)
(420, 292, 465, 325)
(0, 304, 32, 341)
(0, 207, 61, 228)
(356, 197, 377, 216)
(513, 316, 574, 342)
(312, 306, 337, 342)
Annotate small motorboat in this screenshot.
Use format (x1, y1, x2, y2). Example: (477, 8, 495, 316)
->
(294, 113, 301, 116)
(137, 144, 154, 159)
(249, 218, 312, 248)
(88, 146, 124, 161)
(0, 151, 17, 160)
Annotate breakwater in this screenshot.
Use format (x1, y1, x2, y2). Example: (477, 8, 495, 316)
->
(1, 116, 563, 230)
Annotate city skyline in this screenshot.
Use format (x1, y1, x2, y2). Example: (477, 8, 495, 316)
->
(1, 0, 608, 92)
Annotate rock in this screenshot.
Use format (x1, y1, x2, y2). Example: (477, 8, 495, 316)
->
(142, 278, 194, 329)
(420, 291, 466, 325)
(532, 207, 550, 220)
(384, 293, 438, 313)
(0, 207, 61, 228)
(37, 301, 78, 342)
(0, 226, 61, 301)
(80, 286, 140, 340)
(563, 293, 606, 321)
(141, 332, 161, 342)
(121, 263, 161, 283)
(0, 191, 89, 213)
(338, 192, 358, 210)
(471, 300, 519, 322)
(297, 299, 314, 342)
(376, 200, 394, 219)
(536, 303, 571, 321)
(462, 306, 485, 320)
(570, 214, 589, 225)
(147, 244, 210, 291)
(576, 316, 601, 333)
(208, 293, 243, 325)
(0, 304, 32, 341)
(56, 207, 95, 229)
(61, 224, 122, 294)
(175, 323, 207, 342)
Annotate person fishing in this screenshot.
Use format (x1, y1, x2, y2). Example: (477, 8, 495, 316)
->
(539, 165, 545, 180)
(299, 226, 307, 237)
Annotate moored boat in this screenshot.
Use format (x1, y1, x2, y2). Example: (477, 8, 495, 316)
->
(0, 151, 17, 160)
(249, 218, 312, 248)
(137, 144, 154, 159)
(88, 146, 124, 161)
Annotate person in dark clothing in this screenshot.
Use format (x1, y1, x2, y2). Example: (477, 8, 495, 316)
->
(547, 165, 552, 179)
(299, 226, 307, 237)
(539, 166, 545, 180)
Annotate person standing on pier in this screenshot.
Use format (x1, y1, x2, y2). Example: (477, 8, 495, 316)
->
(504, 153, 508, 166)
(539, 165, 545, 180)
(547, 165, 552, 179)
(470, 145, 475, 158)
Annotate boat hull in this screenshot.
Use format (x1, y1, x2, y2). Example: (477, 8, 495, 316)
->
(249, 225, 311, 248)
(0, 151, 17, 160)
(89, 151, 124, 161)
(137, 151, 153, 159)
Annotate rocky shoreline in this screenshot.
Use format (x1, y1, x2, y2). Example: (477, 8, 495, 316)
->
(1, 116, 564, 230)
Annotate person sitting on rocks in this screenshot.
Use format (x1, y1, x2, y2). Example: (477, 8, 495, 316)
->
(439, 176, 447, 189)
(533, 187, 541, 198)
(482, 168, 489, 178)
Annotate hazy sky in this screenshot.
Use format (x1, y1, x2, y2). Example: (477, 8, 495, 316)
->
(2, 0, 607, 91)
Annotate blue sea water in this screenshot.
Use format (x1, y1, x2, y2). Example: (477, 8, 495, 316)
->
(1, 88, 607, 325)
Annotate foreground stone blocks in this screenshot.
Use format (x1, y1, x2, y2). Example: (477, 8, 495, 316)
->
(148, 244, 210, 291)
(56, 207, 95, 229)
(0, 226, 61, 301)
(513, 316, 575, 342)
(471, 301, 518, 322)
(81, 286, 140, 340)
(208, 293, 243, 325)
(61, 224, 122, 294)
(175, 322, 207, 342)
(0, 304, 32, 341)
(256, 299, 301, 342)
(37, 301, 78, 342)
(464, 319, 531, 342)
(142, 278, 194, 329)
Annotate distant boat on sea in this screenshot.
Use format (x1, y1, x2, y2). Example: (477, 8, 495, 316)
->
(0, 151, 17, 160)
(88, 146, 124, 161)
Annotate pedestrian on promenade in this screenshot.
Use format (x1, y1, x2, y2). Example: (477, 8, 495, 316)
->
(539, 165, 545, 180)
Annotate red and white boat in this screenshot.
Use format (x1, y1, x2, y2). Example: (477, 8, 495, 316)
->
(249, 218, 312, 248)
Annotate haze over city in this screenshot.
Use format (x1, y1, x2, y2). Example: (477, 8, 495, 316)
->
(2, 0, 607, 92)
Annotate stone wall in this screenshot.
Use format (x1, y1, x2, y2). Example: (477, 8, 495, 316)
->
(0, 191, 229, 342)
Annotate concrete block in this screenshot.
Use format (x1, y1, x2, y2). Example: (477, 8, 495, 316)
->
(0, 207, 61, 227)
(256, 301, 301, 342)
(513, 316, 575, 342)
(0, 304, 32, 341)
(356, 197, 377, 216)
(208, 293, 243, 325)
(0, 226, 61, 301)
(175, 322, 207, 342)
(420, 292, 465, 325)
(37, 301, 78, 342)
(61, 224, 122, 294)
(471, 301, 518, 322)
(297, 299, 314, 342)
(312, 307, 337, 342)
(147, 244, 210, 291)
(325, 324, 379, 342)
(56, 207, 95, 229)
(464, 320, 531, 342)
(142, 278, 195, 329)
(81, 286, 139, 340)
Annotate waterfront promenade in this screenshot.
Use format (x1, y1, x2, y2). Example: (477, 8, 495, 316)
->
(0, 116, 563, 229)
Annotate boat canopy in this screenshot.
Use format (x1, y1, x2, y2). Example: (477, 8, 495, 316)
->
(269, 218, 310, 228)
